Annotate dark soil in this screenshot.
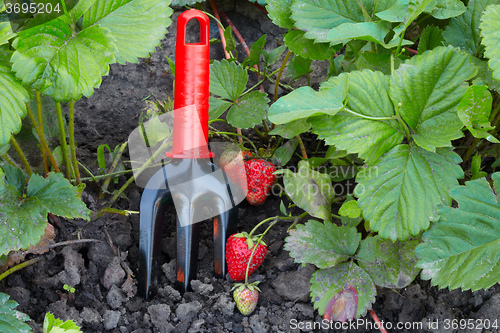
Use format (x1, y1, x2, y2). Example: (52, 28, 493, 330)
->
(3, 1, 500, 332)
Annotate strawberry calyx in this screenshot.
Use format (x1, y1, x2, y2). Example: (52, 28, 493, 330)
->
(231, 232, 267, 250)
(231, 281, 261, 293)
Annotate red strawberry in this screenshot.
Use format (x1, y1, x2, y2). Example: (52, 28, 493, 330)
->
(219, 149, 252, 190)
(244, 159, 276, 205)
(226, 232, 267, 281)
(233, 282, 261, 316)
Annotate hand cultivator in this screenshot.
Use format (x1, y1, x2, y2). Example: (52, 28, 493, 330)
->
(137, 10, 239, 299)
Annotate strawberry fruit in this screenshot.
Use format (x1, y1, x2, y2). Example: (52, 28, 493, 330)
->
(244, 159, 276, 205)
(233, 282, 261, 316)
(226, 232, 267, 281)
(219, 149, 252, 191)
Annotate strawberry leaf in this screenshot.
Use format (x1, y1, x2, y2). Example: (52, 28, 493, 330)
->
(356, 235, 420, 288)
(457, 85, 498, 143)
(480, 4, 500, 80)
(210, 60, 248, 101)
(355, 145, 463, 241)
(285, 220, 360, 269)
(284, 30, 336, 61)
(389, 46, 477, 151)
(0, 65, 29, 146)
(0, 170, 91, 256)
(266, 0, 294, 30)
(44, 312, 82, 333)
(277, 160, 334, 222)
(416, 173, 500, 291)
(311, 262, 376, 319)
(0, 292, 31, 333)
(417, 26, 444, 54)
(226, 91, 269, 129)
(311, 70, 404, 165)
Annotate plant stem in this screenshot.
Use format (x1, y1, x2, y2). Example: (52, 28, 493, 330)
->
(100, 142, 128, 198)
(26, 103, 60, 173)
(463, 138, 480, 162)
(35, 91, 49, 176)
(219, 10, 250, 56)
(296, 135, 308, 159)
(0, 257, 42, 282)
(395, 26, 408, 57)
(7, 239, 99, 263)
(109, 140, 170, 206)
(9, 136, 32, 176)
(369, 309, 388, 333)
(245, 219, 277, 284)
(209, 0, 230, 59)
(344, 108, 396, 121)
(68, 101, 81, 184)
(211, 131, 258, 153)
(77, 168, 135, 182)
(55, 102, 71, 180)
(275, 50, 292, 102)
(2, 154, 19, 168)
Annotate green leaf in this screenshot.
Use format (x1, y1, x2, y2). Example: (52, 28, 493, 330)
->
(209, 60, 248, 101)
(389, 46, 477, 151)
(208, 97, 232, 120)
(457, 85, 498, 143)
(83, 0, 173, 64)
(326, 21, 397, 48)
(311, 262, 376, 319)
(1, 164, 26, 195)
(425, 0, 466, 19)
(226, 91, 269, 129)
(356, 53, 402, 75)
(356, 235, 420, 288)
(355, 144, 463, 241)
(471, 153, 488, 180)
(417, 26, 444, 54)
(139, 116, 171, 147)
(480, 4, 500, 80)
(379, 0, 433, 41)
(223, 25, 237, 56)
(311, 71, 404, 165)
(44, 312, 82, 333)
(262, 45, 286, 67)
(416, 173, 500, 291)
(273, 138, 298, 166)
(0, 170, 91, 256)
(278, 160, 334, 222)
(340, 195, 363, 228)
(171, 0, 203, 5)
(286, 54, 312, 80)
(0, 65, 29, 146)
(268, 85, 345, 124)
(285, 220, 360, 268)
(268, 119, 310, 139)
(27, 172, 91, 220)
(284, 30, 335, 61)
(338, 200, 361, 218)
(0, 292, 31, 333)
(245, 34, 267, 69)
(471, 57, 500, 93)
(266, 0, 294, 29)
(443, 0, 498, 56)
(0, 21, 15, 46)
(11, 18, 117, 102)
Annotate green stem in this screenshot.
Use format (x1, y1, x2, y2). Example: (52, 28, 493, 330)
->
(68, 101, 81, 184)
(210, 131, 258, 153)
(395, 26, 408, 57)
(93, 207, 139, 220)
(2, 154, 19, 168)
(100, 142, 128, 198)
(274, 50, 292, 103)
(245, 219, 277, 284)
(296, 135, 308, 159)
(9, 136, 32, 176)
(77, 161, 99, 183)
(26, 103, 60, 173)
(463, 138, 480, 162)
(35, 91, 49, 175)
(55, 102, 71, 180)
(76, 168, 134, 182)
(109, 140, 170, 206)
(0, 257, 42, 282)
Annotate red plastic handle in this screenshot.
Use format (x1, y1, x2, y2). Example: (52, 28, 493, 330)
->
(167, 9, 212, 159)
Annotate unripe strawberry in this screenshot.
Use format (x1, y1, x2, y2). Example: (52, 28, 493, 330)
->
(232, 282, 260, 316)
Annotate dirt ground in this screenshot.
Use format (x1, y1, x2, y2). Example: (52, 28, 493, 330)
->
(4, 1, 500, 332)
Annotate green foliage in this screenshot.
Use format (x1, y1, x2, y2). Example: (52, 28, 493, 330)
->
(209, 60, 269, 128)
(416, 173, 500, 291)
(275, 160, 335, 222)
(44, 312, 82, 333)
(10, 0, 172, 102)
(0, 292, 31, 333)
(285, 221, 361, 268)
(355, 145, 463, 241)
(457, 85, 498, 142)
(417, 26, 444, 54)
(0, 169, 91, 256)
(480, 4, 500, 80)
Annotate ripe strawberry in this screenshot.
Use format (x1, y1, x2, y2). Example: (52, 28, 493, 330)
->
(232, 282, 261, 316)
(244, 159, 276, 205)
(226, 232, 267, 281)
(219, 149, 252, 190)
